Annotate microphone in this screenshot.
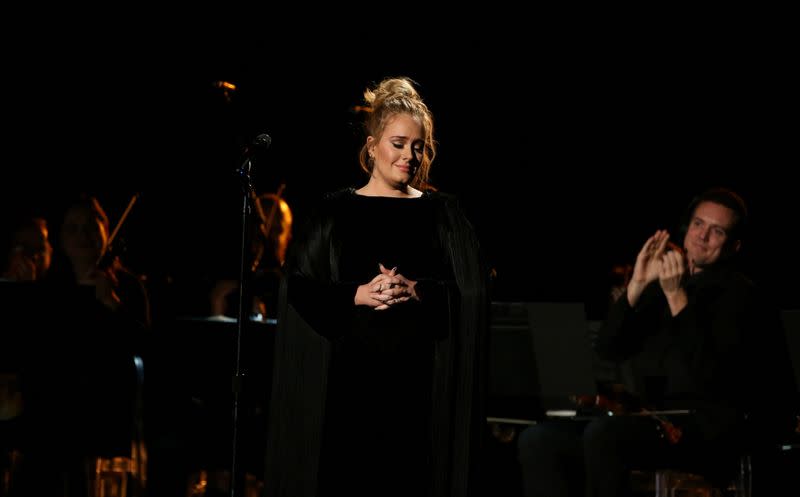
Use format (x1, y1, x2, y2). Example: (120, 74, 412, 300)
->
(238, 133, 271, 189)
(242, 133, 272, 158)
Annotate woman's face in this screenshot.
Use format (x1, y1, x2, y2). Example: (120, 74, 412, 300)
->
(367, 113, 425, 190)
(61, 206, 108, 263)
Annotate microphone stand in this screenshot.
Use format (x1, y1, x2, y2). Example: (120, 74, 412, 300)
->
(230, 157, 254, 497)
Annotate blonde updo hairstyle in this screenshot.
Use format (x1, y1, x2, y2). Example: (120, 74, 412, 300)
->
(358, 77, 436, 191)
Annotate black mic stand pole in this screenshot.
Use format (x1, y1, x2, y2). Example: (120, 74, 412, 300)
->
(230, 156, 254, 497)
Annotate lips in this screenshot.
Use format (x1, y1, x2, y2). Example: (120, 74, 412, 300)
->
(691, 241, 707, 251)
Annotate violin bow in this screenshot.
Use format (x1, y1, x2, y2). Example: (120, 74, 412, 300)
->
(97, 192, 140, 267)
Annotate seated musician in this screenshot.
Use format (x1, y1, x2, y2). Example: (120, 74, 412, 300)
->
(208, 190, 292, 322)
(1, 215, 54, 491)
(13, 194, 150, 495)
(517, 187, 798, 497)
(2, 216, 53, 282)
(54, 194, 150, 328)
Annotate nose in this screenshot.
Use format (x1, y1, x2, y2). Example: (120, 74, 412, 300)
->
(403, 144, 419, 163)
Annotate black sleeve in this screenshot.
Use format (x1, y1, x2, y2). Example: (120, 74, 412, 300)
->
(594, 282, 664, 362)
(280, 198, 359, 338)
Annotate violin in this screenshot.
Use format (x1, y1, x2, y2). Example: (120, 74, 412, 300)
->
(649, 410, 683, 445)
(572, 385, 684, 445)
(251, 184, 287, 272)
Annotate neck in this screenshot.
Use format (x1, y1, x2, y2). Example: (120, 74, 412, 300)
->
(356, 178, 421, 198)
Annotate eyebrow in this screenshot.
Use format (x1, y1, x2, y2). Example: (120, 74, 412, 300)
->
(693, 216, 730, 233)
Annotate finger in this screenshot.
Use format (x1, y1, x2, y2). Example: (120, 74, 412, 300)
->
(371, 274, 402, 285)
(666, 241, 683, 255)
(661, 251, 683, 276)
(654, 231, 671, 253)
(380, 283, 405, 293)
(659, 253, 672, 276)
(673, 249, 685, 268)
(639, 232, 660, 256)
(379, 263, 398, 276)
(651, 230, 665, 244)
(667, 250, 685, 273)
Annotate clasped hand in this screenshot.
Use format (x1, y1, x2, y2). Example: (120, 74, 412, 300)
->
(627, 229, 686, 306)
(354, 263, 418, 310)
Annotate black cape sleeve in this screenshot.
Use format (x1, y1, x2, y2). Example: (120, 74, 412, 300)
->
(264, 190, 489, 497)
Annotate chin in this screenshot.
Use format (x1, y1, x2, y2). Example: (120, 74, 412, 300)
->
(392, 178, 411, 188)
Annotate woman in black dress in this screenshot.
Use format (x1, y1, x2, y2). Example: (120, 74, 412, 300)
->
(265, 76, 489, 497)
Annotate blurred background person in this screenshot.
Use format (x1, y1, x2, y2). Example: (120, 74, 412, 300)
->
(12, 194, 151, 496)
(1, 216, 53, 282)
(1, 215, 54, 495)
(208, 190, 292, 322)
(51, 193, 151, 328)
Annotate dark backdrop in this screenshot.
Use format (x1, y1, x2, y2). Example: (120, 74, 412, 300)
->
(3, 30, 797, 312)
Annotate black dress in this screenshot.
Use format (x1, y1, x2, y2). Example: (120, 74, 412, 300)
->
(265, 189, 488, 497)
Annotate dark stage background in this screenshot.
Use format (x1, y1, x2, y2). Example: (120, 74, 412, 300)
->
(2, 32, 798, 312)
(1, 24, 798, 497)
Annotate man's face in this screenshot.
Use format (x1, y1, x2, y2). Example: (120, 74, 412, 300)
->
(683, 201, 740, 273)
